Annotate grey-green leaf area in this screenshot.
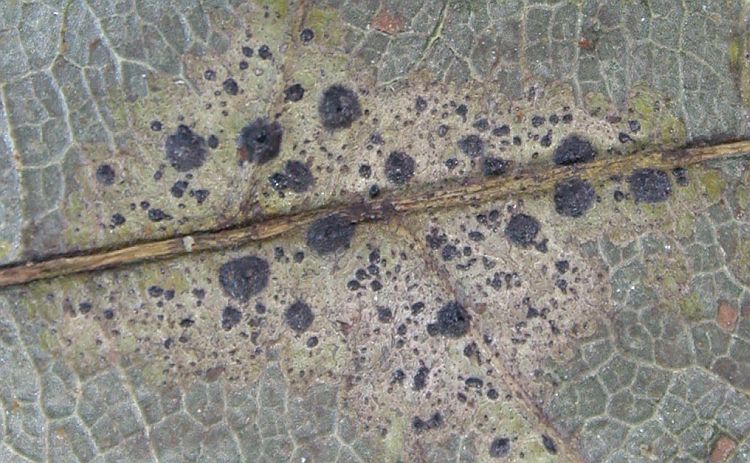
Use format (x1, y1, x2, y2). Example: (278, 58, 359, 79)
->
(1, 0, 750, 461)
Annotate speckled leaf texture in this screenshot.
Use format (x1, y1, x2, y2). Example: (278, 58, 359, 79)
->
(1, 0, 750, 461)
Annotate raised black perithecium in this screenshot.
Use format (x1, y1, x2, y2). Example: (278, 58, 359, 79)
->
(238, 118, 283, 164)
(318, 85, 362, 130)
(218, 256, 270, 301)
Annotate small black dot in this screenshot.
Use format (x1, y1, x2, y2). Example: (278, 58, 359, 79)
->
(238, 60, 248, 70)
(427, 301, 470, 338)
(258, 45, 272, 59)
(165, 125, 207, 172)
(613, 190, 625, 202)
(207, 135, 219, 149)
(531, 115, 545, 127)
(204, 69, 216, 80)
(103, 309, 114, 320)
(222, 78, 239, 95)
(148, 208, 170, 222)
(483, 157, 509, 176)
(96, 164, 116, 185)
(358, 164, 372, 179)
(284, 83, 305, 102)
(150, 120, 162, 131)
(300, 28, 314, 43)
(492, 125, 510, 137)
(111, 213, 126, 226)
(78, 302, 92, 314)
(618, 132, 632, 143)
(241, 46, 253, 57)
(415, 96, 428, 113)
(541, 434, 557, 455)
(368, 184, 380, 198)
(370, 280, 383, 291)
(218, 255, 270, 301)
(221, 306, 242, 330)
(306, 336, 318, 348)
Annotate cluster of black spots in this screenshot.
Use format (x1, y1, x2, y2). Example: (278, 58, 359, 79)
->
(268, 160, 314, 193)
(555, 260, 569, 274)
(489, 437, 511, 458)
(553, 177, 596, 217)
(300, 28, 314, 43)
(441, 244, 459, 261)
(111, 213, 126, 227)
(165, 125, 208, 172)
(540, 131, 552, 147)
(306, 213, 355, 254)
(457, 134, 485, 158)
(285, 300, 314, 333)
(258, 44, 272, 59)
(628, 168, 671, 203)
(318, 85, 362, 130)
(222, 78, 239, 95)
(413, 366, 429, 390)
(426, 227, 448, 250)
(672, 167, 689, 186)
(384, 151, 416, 185)
(150, 120, 162, 131)
(482, 157, 509, 176)
(455, 104, 468, 120)
(148, 208, 171, 222)
(238, 118, 283, 164)
(541, 434, 557, 454)
(427, 301, 470, 338)
(96, 164, 116, 185)
(412, 412, 442, 433)
(492, 124, 510, 137)
(218, 255, 270, 301)
(504, 213, 540, 247)
(415, 96, 428, 112)
(221, 306, 242, 330)
(284, 83, 305, 102)
(552, 135, 596, 166)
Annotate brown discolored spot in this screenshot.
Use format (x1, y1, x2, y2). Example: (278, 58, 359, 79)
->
(371, 9, 406, 35)
(709, 436, 737, 463)
(716, 300, 739, 332)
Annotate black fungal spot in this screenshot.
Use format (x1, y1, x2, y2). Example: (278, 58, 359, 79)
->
(221, 306, 242, 330)
(540, 132, 552, 147)
(258, 44, 272, 59)
(492, 125, 510, 137)
(553, 177, 596, 218)
(170, 180, 188, 198)
(368, 184, 380, 198)
(531, 115, 545, 127)
(78, 302, 92, 314)
(468, 231, 485, 241)
(562, 113, 573, 123)
(465, 377, 483, 390)
(148, 208, 170, 222)
(487, 388, 499, 400)
(218, 255, 270, 301)
(150, 120, 162, 131)
(370, 280, 383, 291)
(483, 157, 509, 176)
(489, 437, 511, 458)
(504, 213, 540, 246)
(192, 189, 209, 204)
(222, 78, 239, 95)
(411, 302, 425, 315)
(318, 84, 362, 130)
(672, 167, 689, 186)
(239, 61, 248, 70)
(618, 132, 632, 143)
(413, 366, 429, 390)
(555, 260, 570, 274)
(207, 135, 219, 149)
(285, 300, 314, 333)
(96, 164, 115, 185)
(549, 114, 559, 124)
(628, 120, 641, 132)
(238, 118, 283, 164)
(613, 190, 625, 202)
(428, 301, 470, 338)
(628, 168, 671, 203)
(358, 164, 372, 178)
(148, 286, 164, 297)
(103, 309, 114, 320)
(377, 307, 392, 323)
(553, 135, 596, 166)
(300, 28, 314, 43)
(455, 104, 468, 120)
(458, 135, 485, 158)
(473, 118, 490, 132)
(306, 214, 355, 254)
(179, 318, 194, 328)
(111, 213, 126, 226)
(412, 412, 442, 433)
(384, 151, 416, 185)
(306, 336, 318, 348)
(284, 160, 314, 192)
(241, 46, 253, 57)
(437, 124, 449, 137)
(542, 434, 557, 455)
(165, 125, 208, 172)
(445, 158, 458, 169)
(441, 244, 458, 261)
(284, 83, 305, 102)
(203, 69, 216, 80)
(415, 96, 428, 112)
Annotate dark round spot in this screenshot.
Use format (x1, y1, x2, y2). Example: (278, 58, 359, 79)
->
(239, 60, 248, 70)
(370, 280, 383, 291)
(78, 302, 92, 314)
(150, 120, 162, 131)
(268, 172, 288, 191)
(618, 132, 632, 143)
(203, 69, 216, 80)
(207, 135, 219, 149)
(428, 301, 470, 338)
(629, 168, 671, 203)
(445, 158, 458, 169)
(455, 104, 468, 119)
(222, 78, 239, 95)
(96, 164, 115, 185)
(368, 184, 380, 198)
(377, 307, 393, 323)
(238, 118, 283, 164)
(553, 135, 596, 166)
(489, 437, 511, 458)
(542, 434, 557, 455)
(241, 46, 253, 57)
(492, 125, 510, 137)
(554, 177, 596, 217)
(483, 157, 509, 176)
(221, 306, 242, 330)
(284, 83, 305, 102)
(358, 164, 372, 178)
(628, 120, 641, 132)
(111, 213, 126, 226)
(170, 180, 188, 198)
(413, 366, 429, 390)
(505, 213, 540, 246)
(415, 96, 428, 112)
(285, 300, 314, 333)
(218, 256, 270, 301)
(458, 135, 485, 158)
(258, 45, 272, 59)
(487, 388, 499, 400)
(613, 190, 625, 202)
(103, 309, 114, 319)
(306, 336, 318, 348)
(318, 84, 362, 130)
(165, 125, 207, 172)
(148, 208, 170, 222)
(384, 151, 416, 185)
(672, 167, 689, 186)
(193, 189, 209, 204)
(300, 28, 314, 43)
(531, 115, 545, 127)
(284, 160, 314, 193)
(473, 118, 490, 131)
(306, 214, 355, 255)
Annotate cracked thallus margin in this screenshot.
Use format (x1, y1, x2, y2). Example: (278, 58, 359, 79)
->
(0, 139, 749, 288)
